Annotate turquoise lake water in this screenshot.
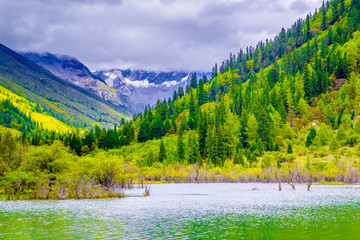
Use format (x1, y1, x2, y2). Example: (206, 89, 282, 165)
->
(1, 183, 360, 239)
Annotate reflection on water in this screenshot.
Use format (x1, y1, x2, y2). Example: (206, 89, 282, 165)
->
(1, 183, 360, 239)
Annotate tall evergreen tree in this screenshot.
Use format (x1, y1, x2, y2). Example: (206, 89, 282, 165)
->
(330, 2, 339, 24)
(305, 127, 317, 147)
(158, 139, 166, 163)
(206, 125, 218, 165)
(97, 129, 107, 149)
(190, 73, 197, 89)
(239, 113, 248, 148)
(177, 130, 185, 162)
(321, 1, 327, 31)
(198, 113, 207, 158)
(303, 64, 313, 101)
(188, 89, 198, 130)
(70, 134, 82, 155)
(340, 0, 345, 15)
(188, 133, 201, 165)
(257, 106, 273, 150)
(103, 129, 118, 150)
(83, 130, 96, 148)
(216, 126, 226, 166)
(198, 78, 207, 106)
(335, 57, 349, 79)
(304, 15, 312, 42)
(178, 86, 184, 98)
(172, 90, 178, 102)
(138, 120, 150, 143)
(287, 141, 293, 154)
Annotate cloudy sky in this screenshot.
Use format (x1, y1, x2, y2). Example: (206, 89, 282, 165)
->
(0, 0, 323, 72)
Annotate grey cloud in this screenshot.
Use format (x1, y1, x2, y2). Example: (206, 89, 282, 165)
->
(291, 0, 308, 13)
(0, 0, 323, 72)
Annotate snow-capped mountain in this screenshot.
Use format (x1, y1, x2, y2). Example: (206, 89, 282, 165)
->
(21, 52, 210, 112)
(94, 69, 209, 112)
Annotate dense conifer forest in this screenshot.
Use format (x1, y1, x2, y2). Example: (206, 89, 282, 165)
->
(1, 0, 360, 199)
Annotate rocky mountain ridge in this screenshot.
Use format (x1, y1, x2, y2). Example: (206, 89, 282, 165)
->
(22, 52, 210, 112)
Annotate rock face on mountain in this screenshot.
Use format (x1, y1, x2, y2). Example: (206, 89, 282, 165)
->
(21, 52, 132, 109)
(22, 52, 210, 112)
(94, 69, 209, 112)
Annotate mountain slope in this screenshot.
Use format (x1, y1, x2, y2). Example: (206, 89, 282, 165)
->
(104, 0, 360, 166)
(0, 84, 71, 133)
(0, 43, 132, 128)
(20, 52, 133, 110)
(20, 52, 210, 112)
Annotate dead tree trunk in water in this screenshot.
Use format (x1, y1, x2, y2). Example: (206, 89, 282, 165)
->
(193, 164, 200, 184)
(306, 173, 313, 191)
(274, 168, 282, 191)
(286, 170, 296, 190)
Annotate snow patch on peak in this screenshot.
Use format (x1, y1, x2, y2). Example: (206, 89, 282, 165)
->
(124, 78, 156, 88)
(161, 80, 182, 88)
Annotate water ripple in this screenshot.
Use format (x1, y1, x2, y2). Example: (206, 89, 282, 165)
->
(1, 183, 360, 239)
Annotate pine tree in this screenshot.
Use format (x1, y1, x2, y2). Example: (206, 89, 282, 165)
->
(122, 123, 135, 145)
(304, 15, 311, 42)
(335, 57, 349, 79)
(172, 90, 178, 102)
(287, 142, 293, 154)
(203, 75, 208, 83)
(188, 89, 198, 130)
(233, 84, 243, 117)
(177, 130, 185, 162)
(178, 86, 184, 98)
(158, 139, 166, 163)
(95, 125, 101, 139)
(329, 136, 340, 152)
(246, 114, 258, 144)
(317, 124, 331, 145)
(188, 134, 201, 165)
(216, 126, 226, 166)
(239, 113, 248, 148)
(303, 64, 313, 101)
(274, 142, 280, 151)
(103, 129, 118, 150)
(83, 130, 96, 148)
(336, 124, 346, 141)
(138, 120, 150, 143)
(331, 2, 341, 25)
(257, 106, 273, 150)
(321, 1, 327, 31)
(190, 73, 197, 89)
(340, 0, 345, 15)
(198, 113, 207, 158)
(198, 78, 207, 106)
(70, 134, 82, 155)
(267, 64, 279, 88)
(206, 125, 218, 165)
(306, 127, 317, 147)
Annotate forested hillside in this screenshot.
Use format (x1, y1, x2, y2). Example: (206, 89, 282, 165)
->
(1, 0, 360, 200)
(0, 43, 132, 129)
